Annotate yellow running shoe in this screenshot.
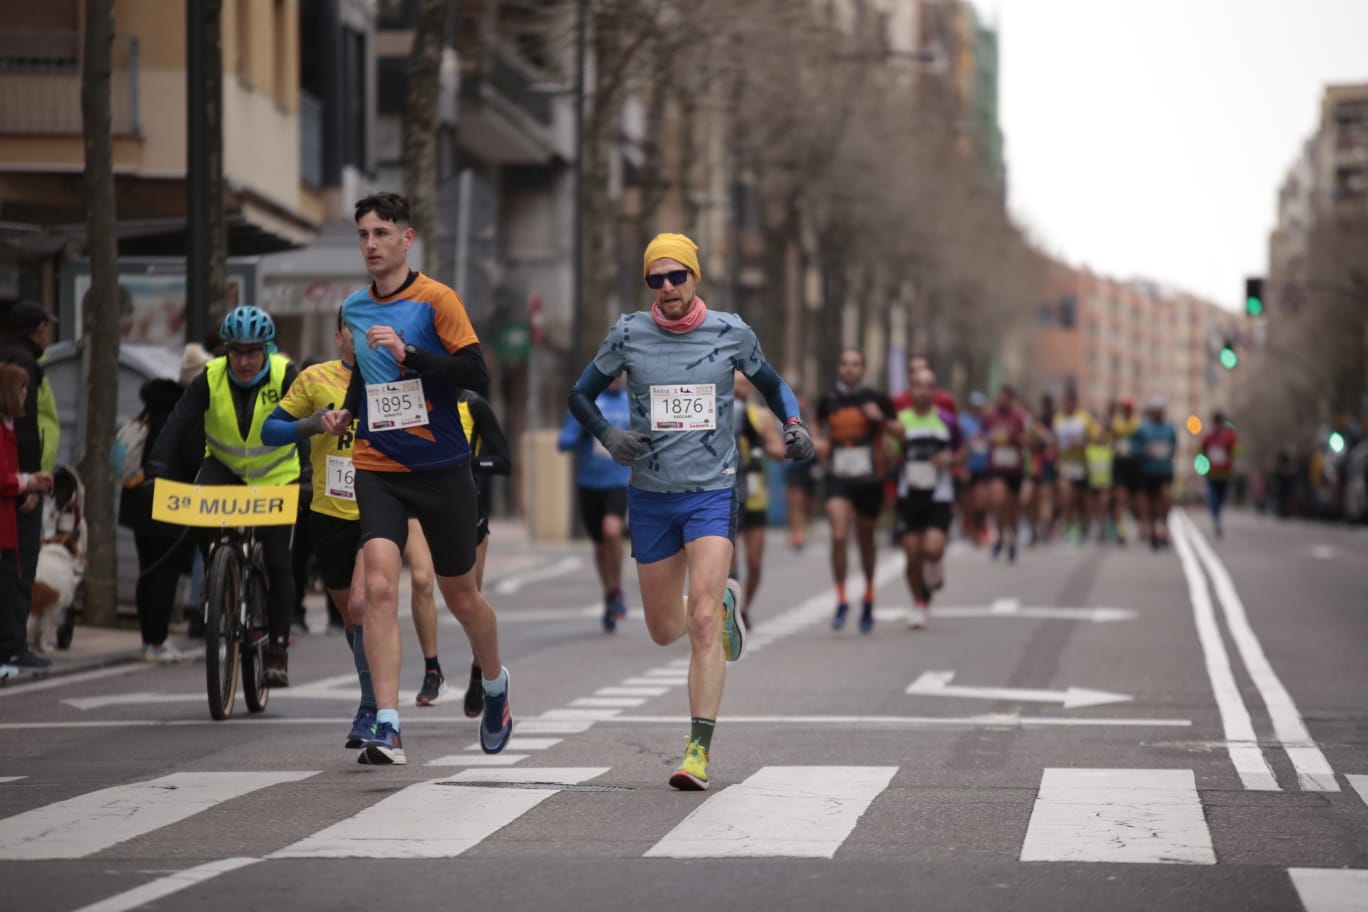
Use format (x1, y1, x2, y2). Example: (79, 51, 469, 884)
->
(669, 739, 710, 791)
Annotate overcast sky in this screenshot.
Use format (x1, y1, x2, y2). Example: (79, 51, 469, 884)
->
(967, 0, 1368, 309)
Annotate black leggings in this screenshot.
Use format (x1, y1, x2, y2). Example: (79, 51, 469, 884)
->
(133, 530, 196, 646)
(194, 458, 297, 645)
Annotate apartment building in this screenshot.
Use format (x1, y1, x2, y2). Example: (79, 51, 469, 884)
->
(0, 1, 376, 350)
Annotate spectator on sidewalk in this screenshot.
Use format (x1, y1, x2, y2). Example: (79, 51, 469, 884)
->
(0, 302, 59, 671)
(1, 362, 53, 676)
(117, 370, 201, 663)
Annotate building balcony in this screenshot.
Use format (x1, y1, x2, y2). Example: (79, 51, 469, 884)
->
(457, 35, 559, 165)
(0, 30, 140, 136)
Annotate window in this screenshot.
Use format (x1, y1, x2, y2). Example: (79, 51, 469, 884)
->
(236, 0, 252, 83)
(273, 0, 289, 104)
(1037, 302, 1054, 326)
(1058, 294, 1077, 328)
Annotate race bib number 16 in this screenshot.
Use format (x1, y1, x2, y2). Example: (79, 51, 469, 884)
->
(366, 378, 428, 432)
(650, 384, 716, 432)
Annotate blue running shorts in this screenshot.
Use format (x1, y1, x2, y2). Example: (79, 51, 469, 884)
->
(627, 487, 737, 564)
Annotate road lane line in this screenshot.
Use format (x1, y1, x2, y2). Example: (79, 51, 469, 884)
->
(70, 857, 261, 912)
(1170, 515, 1279, 791)
(273, 768, 608, 858)
(595, 686, 669, 697)
(569, 697, 646, 708)
(1019, 768, 1215, 865)
(0, 662, 159, 699)
(1178, 510, 1339, 791)
(426, 754, 529, 766)
(491, 556, 583, 594)
(0, 771, 317, 860)
(621, 677, 685, 687)
(0, 776, 25, 783)
(465, 737, 562, 751)
(1347, 775, 1368, 809)
(645, 766, 897, 858)
(1288, 867, 1368, 912)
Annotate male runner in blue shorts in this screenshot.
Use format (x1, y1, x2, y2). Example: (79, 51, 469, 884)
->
(568, 232, 813, 790)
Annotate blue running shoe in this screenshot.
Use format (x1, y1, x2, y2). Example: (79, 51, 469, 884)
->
(859, 599, 875, 634)
(831, 602, 849, 630)
(345, 708, 377, 749)
(990, 539, 1003, 561)
(602, 595, 617, 633)
(358, 721, 406, 765)
(612, 592, 628, 619)
(721, 578, 745, 661)
(480, 667, 514, 754)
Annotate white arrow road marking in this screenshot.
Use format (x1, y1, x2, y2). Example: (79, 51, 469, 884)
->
(873, 605, 1137, 623)
(907, 670, 1133, 709)
(491, 556, 583, 594)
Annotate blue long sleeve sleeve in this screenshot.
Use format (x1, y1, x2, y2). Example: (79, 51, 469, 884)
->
(557, 410, 587, 452)
(568, 363, 615, 441)
(748, 361, 801, 423)
(260, 406, 298, 447)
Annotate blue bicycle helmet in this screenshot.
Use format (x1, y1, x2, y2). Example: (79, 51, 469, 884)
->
(219, 305, 276, 345)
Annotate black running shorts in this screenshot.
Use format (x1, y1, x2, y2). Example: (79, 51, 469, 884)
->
(577, 485, 628, 543)
(355, 463, 480, 577)
(310, 512, 360, 592)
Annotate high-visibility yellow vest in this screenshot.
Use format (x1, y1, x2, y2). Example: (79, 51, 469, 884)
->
(204, 354, 299, 485)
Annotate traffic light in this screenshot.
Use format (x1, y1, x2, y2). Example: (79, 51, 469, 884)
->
(1329, 431, 1346, 454)
(1219, 338, 1238, 369)
(1245, 277, 1265, 317)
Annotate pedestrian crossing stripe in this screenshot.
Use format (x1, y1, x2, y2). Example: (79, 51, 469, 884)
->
(0, 771, 318, 860)
(645, 766, 897, 858)
(0, 776, 25, 783)
(270, 768, 610, 859)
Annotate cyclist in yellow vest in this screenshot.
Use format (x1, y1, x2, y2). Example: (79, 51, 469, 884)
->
(145, 305, 302, 686)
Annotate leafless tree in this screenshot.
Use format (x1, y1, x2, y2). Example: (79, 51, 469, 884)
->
(405, 0, 450, 275)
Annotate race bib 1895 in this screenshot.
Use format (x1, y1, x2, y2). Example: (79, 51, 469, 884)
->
(366, 378, 428, 432)
(650, 384, 716, 432)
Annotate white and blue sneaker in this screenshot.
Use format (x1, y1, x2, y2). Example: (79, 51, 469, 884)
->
(358, 721, 406, 765)
(480, 667, 513, 754)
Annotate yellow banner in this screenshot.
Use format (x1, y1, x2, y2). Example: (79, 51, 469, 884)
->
(151, 479, 299, 528)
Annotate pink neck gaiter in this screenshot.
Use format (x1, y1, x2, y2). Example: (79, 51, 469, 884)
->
(651, 296, 708, 333)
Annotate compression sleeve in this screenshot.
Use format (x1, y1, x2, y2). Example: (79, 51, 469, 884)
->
(748, 361, 801, 424)
(260, 407, 298, 447)
(403, 343, 490, 398)
(569, 363, 615, 440)
(469, 396, 512, 476)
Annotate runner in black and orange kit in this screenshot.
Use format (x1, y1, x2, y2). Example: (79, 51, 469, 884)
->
(815, 349, 896, 633)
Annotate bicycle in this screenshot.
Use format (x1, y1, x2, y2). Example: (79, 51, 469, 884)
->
(152, 479, 300, 720)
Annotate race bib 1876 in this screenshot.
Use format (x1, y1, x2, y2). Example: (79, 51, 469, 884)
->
(650, 384, 716, 432)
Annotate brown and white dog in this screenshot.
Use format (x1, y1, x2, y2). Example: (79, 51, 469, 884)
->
(27, 533, 84, 655)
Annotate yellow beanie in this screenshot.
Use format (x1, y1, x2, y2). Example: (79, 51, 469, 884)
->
(643, 233, 701, 283)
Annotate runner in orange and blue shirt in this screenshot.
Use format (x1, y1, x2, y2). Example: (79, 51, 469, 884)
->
(320, 191, 512, 766)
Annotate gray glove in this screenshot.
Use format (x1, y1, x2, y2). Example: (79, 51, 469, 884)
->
(601, 426, 652, 466)
(783, 419, 815, 461)
(296, 407, 328, 440)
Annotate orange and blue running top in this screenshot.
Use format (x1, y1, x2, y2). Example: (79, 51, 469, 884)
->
(342, 272, 480, 473)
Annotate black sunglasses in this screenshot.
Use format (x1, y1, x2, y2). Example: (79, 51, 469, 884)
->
(645, 269, 692, 290)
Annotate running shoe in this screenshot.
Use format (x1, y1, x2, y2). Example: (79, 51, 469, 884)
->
(480, 667, 513, 754)
(611, 591, 628, 619)
(601, 594, 617, 633)
(858, 599, 875, 634)
(0, 663, 18, 679)
(1007, 541, 1017, 564)
(721, 578, 746, 661)
(908, 602, 929, 631)
(990, 539, 1003, 561)
(262, 645, 289, 688)
(415, 669, 448, 707)
(669, 739, 710, 791)
(140, 642, 184, 664)
(345, 708, 377, 749)
(358, 721, 406, 765)
(463, 662, 484, 719)
(831, 602, 849, 630)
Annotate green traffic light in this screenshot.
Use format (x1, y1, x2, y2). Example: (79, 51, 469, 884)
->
(1194, 454, 1211, 476)
(1245, 296, 1264, 316)
(1329, 432, 1346, 454)
(1219, 348, 1238, 370)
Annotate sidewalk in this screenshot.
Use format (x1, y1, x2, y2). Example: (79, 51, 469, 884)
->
(1, 517, 580, 687)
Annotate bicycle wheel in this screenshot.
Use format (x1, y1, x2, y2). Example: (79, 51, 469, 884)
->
(241, 556, 270, 714)
(205, 543, 242, 721)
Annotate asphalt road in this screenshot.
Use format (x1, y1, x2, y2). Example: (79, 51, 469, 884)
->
(2, 508, 1366, 912)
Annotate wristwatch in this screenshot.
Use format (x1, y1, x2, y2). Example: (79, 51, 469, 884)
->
(402, 343, 417, 363)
